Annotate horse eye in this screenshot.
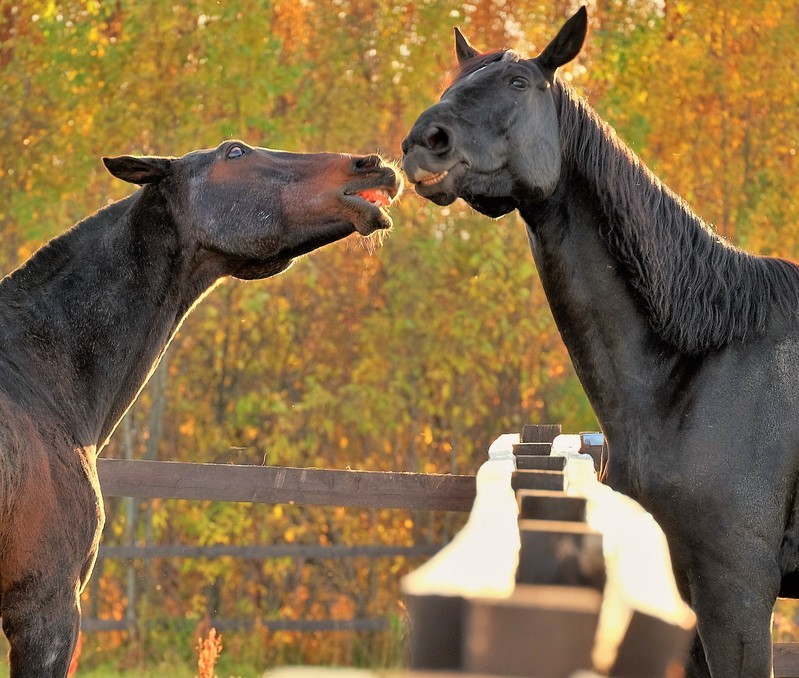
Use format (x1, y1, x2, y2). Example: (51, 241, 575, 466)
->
(510, 77, 528, 90)
(226, 145, 245, 159)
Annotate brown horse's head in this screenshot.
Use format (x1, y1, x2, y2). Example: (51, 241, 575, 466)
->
(103, 141, 403, 279)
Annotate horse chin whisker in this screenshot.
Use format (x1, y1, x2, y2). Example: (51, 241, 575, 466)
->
(349, 227, 391, 256)
(362, 229, 386, 255)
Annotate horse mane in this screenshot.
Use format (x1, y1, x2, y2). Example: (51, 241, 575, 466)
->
(1, 196, 137, 294)
(555, 82, 799, 353)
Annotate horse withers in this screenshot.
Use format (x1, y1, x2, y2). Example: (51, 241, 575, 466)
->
(0, 140, 401, 676)
(403, 8, 799, 677)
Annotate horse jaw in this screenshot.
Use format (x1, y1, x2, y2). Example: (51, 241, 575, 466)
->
(229, 258, 294, 280)
(462, 194, 518, 218)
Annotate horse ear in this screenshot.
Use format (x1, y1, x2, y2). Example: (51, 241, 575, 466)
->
(103, 155, 172, 185)
(454, 27, 479, 65)
(537, 6, 587, 77)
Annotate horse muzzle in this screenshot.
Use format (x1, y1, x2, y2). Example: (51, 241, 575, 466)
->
(402, 149, 468, 206)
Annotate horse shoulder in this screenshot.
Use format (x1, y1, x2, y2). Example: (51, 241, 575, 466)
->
(0, 390, 101, 559)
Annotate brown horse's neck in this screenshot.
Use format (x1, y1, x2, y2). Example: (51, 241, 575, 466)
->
(0, 188, 219, 451)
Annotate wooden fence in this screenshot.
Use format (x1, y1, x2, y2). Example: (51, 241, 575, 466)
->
(92, 456, 799, 677)
(89, 459, 476, 634)
(87, 540, 443, 633)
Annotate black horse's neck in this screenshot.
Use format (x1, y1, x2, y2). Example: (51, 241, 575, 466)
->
(520, 167, 666, 492)
(519, 82, 799, 491)
(0, 188, 217, 450)
(550, 84, 799, 353)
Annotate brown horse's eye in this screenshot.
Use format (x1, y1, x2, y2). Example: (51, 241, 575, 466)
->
(226, 145, 245, 159)
(510, 77, 528, 91)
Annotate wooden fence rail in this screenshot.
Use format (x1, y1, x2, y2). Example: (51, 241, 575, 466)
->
(97, 459, 476, 512)
(96, 543, 442, 561)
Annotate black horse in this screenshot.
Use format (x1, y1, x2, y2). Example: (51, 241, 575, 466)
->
(403, 8, 799, 677)
(0, 140, 401, 676)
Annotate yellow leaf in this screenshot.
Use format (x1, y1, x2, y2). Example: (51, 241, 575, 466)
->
(178, 417, 195, 437)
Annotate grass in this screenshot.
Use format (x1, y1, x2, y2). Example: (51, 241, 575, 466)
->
(0, 633, 261, 678)
(0, 659, 261, 678)
(0, 621, 406, 677)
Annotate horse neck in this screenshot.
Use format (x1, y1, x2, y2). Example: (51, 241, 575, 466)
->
(518, 83, 799, 490)
(517, 87, 698, 456)
(519, 174, 666, 443)
(0, 189, 216, 450)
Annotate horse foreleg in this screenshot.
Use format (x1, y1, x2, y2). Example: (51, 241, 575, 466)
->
(684, 565, 777, 678)
(684, 630, 712, 678)
(2, 579, 81, 678)
(690, 604, 774, 677)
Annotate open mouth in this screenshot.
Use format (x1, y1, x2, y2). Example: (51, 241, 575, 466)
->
(354, 187, 395, 209)
(343, 174, 403, 235)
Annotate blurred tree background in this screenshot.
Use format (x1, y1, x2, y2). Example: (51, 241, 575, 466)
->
(1, 0, 798, 673)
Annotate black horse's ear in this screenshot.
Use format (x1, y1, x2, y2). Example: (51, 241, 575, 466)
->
(537, 6, 587, 77)
(103, 155, 172, 185)
(454, 27, 479, 65)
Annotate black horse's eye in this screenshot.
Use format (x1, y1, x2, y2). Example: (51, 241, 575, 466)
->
(226, 145, 245, 159)
(509, 77, 528, 91)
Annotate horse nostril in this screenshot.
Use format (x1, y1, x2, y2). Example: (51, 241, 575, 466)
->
(401, 137, 412, 156)
(423, 126, 451, 153)
(353, 154, 382, 172)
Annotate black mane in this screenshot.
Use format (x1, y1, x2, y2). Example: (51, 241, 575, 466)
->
(555, 82, 799, 353)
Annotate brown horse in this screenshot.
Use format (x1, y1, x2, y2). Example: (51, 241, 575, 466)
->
(0, 140, 401, 676)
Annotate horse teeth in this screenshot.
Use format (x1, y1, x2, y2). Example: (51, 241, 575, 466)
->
(419, 170, 448, 186)
(355, 188, 393, 208)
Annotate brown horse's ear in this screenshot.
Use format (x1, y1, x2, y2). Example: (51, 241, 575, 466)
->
(454, 27, 479, 65)
(537, 6, 587, 78)
(103, 155, 172, 185)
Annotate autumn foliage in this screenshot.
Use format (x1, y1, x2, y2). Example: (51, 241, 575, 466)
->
(1, 0, 798, 671)
(197, 628, 223, 678)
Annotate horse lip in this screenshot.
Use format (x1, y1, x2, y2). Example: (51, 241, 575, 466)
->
(406, 164, 457, 186)
(342, 167, 404, 202)
(416, 169, 450, 187)
(342, 180, 402, 203)
(340, 170, 403, 235)
(408, 161, 467, 203)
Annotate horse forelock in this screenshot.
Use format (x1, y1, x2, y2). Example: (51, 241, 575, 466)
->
(555, 82, 799, 353)
(443, 50, 516, 92)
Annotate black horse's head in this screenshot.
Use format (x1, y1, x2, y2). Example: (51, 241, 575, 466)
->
(104, 141, 402, 280)
(402, 7, 587, 218)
